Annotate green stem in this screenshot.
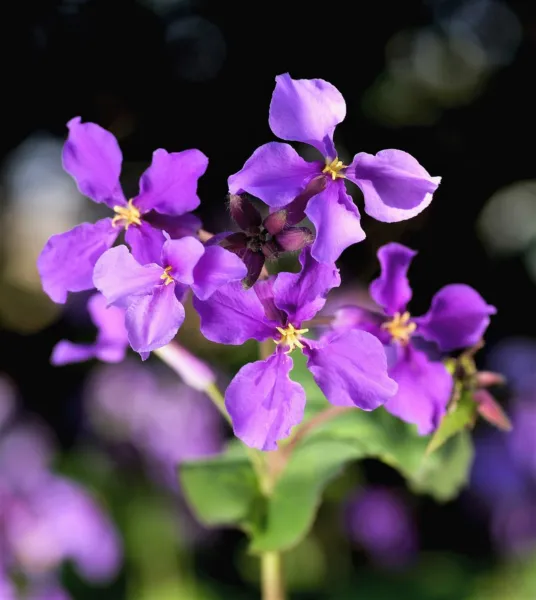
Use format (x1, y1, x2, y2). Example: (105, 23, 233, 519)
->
(261, 552, 285, 600)
(205, 382, 232, 425)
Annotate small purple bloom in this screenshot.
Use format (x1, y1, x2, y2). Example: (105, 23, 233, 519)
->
(194, 247, 397, 450)
(93, 237, 246, 356)
(51, 293, 128, 365)
(345, 487, 417, 567)
(218, 192, 317, 288)
(333, 243, 496, 434)
(38, 117, 206, 303)
(228, 74, 441, 263)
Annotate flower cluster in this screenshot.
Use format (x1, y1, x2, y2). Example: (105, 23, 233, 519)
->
(0, 379, 121, 599)
(39, 73, 497, 451)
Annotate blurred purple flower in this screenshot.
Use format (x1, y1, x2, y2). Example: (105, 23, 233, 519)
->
(38, 117, 206, 303)
(345, 487, 417, 567)
(0, 414, 122, 595)
(195, 247, 397, 450)
(229, 73, 441, 263)
(94, 238, 246, 357)
(487, 337, 536, 398)
(84, 360, 223, 488)
(332, 242, 495, 434)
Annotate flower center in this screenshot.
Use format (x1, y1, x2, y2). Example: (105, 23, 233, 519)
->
(381, 311, 416, 345)
(160, 266, 174, 285)
(112, 198, 142, 230)
(322, 157, 347, 181)
(275, 323, 309, 354)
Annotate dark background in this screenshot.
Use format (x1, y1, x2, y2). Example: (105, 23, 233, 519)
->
(0, 0, 535, 598)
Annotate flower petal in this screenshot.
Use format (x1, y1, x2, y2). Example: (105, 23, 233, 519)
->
(414, 284, 496, 351)
(225, 350, 306, 450)
(62, 117, 126, 208)
(269, 73, 346, 157)
(191, 246, 247, 300)
(88, 293, 129, 346)
(125, 221, 166, 265)
(228, 142, 320, 208)
(125, 283, 185, 354)
(385, 346, 452, 435)
(161, 236, 205, 285)
(305, 180, 365, 264)
(93, 245, 163, 308)
(332, 306, 387, 340)
(37, 218, 119, 304)
(348, 150, 441, 222)
(51, 341, 102, 365)
(135, 148, 208, 215)
(304, 330, 397, 409)
(143, 211, 202, 238)
(193, 281, 274, 344)
(370, 243, 416, 316)
(273, 246, 340, 324)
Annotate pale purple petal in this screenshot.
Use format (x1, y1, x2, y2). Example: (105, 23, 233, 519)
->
(93, 245, 162, 308)
(135, 148, 208, 215)
(38, 218, 119, 304)
(273, 246, 340, 324)
(348, 150, 441, 222)
(385, 346, 452, 435)
(304, 330, 397, 409)
(414, 284, 496, 351)
(254, 278, 285, 323)
(51, 341, 102, 365)
(0, 573, 16, 600)
(228, 142, 321, 208)
(306, 180, 366, 264)
(193, 281, 274, 344)
(143, 211, 202, 238)
(125, 284, 185, 354)
(332, 306, 387, 341)
(62, 117, 126, 208)
(370, 243, 416, 316)
(191, 246, 247, 300)
(225, 350, 306, 450)
(161, 236, 205, 285)
(269, 73, 346, 157)
(125, 221, 166, 265)
(88, 293, 128, 347)
(27, 582, 71, 600)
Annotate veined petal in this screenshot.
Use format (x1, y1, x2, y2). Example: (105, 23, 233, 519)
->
(62, 117, 126, 208)
(304, 330, 397, 410)
(225, 350, 306, 450)
(273, 246, 340, 324)
(135, 148, 208, 215)
(143, 211, 202, 239)
(38, 218, 119, 304)
(93, 245, 163, 308)
(269, 73, 346, 157)
(125, 283, 185, 354)
(125, 221, 167, 265)
(348, 149, 440, 223)
(161, 237, 205, 285)
(306, 180, 366, 264)
(414, 284, 496, 352)
(228, 142, 320, 208)
(385, 346, 452, 435)
(191, 246, 247, 300)
(370, 243, 416, 316)
(193, 281, 274, 344)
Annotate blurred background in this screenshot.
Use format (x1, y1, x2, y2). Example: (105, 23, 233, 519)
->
(1, 0, 536, 597)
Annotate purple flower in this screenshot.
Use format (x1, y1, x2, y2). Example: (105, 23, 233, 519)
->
(194, 247, 397, 450)
(228, 74, 441, 263)
(345, 487, 417, 567)
(93, 237, 246, 356)
(51, 293, 128, 365)
(37, 117, 206, 303)
(332, 243, 496, 434)
(218, 191, 318, 288)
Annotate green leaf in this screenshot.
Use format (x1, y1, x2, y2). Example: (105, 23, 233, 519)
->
(249, 437, 364, 553)
(179, 445, 262, 531)
(426, 392, 477, 455)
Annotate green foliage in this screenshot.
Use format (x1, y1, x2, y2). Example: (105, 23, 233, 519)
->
(426, 392, 477, 454)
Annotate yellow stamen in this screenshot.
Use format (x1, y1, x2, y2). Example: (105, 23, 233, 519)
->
(112, 198, 142, 230)
(381, 311, 416, 345)
(160, 266, 174, 285)
(274, 323, 309, 354)
(322, 157, 347, 181)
